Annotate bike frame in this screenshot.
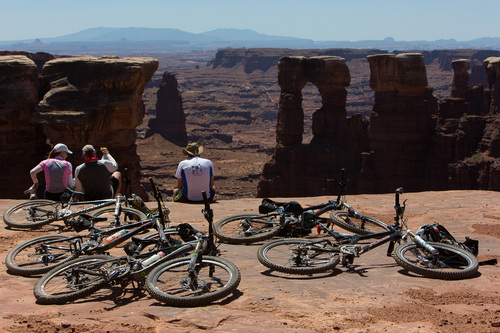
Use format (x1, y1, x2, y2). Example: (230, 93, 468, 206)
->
(81, 189, 219, 286)
(304, 187, 437, 259)
(28, 193, 129, 225)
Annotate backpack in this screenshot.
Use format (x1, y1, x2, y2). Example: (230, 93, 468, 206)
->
(416, 223, 479, 256)
(258, 198, 303, 214)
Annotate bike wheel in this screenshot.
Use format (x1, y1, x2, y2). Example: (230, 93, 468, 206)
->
(91, 207, 147, 229)
(214, 214, 281, 244)
(257, 238, 340, 275)
(394, 242, 479, 280)
(6, 234, 79, 276)
(34, 254, 116, 305)
(3, 200, 61, 229)
(330, 210, 390, 235)
(146, 256, 241, 307)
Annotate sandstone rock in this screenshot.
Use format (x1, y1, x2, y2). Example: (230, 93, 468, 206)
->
(259, 56, 367, 197)
(451, 59, 469, 99)
(0, 51, 56, 72)
(259, 52, 500, 197)
(33, 56, 159, 199)
(368, 53, 428, 95)
(484, 57, 500, 114)
(0, 55, 48, 198)
(145, 71, 187, 144)
(362, 53, 433, 193)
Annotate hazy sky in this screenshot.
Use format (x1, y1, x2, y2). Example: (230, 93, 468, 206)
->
(2, 0, 499, 42)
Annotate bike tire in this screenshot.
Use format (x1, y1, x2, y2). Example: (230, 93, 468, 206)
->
(257, 238, 340, 275)
(214, 214, 281, 244)
(330, 210, 390, 235)
(3, 200, 61, 229)
(394, 242, 479, 280)
(34, 254, 115, 305)
(146, 256, 241, 307)
(6, 234, 78, 276)
(91, 207, 147, 229)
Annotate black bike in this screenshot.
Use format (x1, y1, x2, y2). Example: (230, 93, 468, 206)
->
(34, 189, 241, 307)
(6, 179, 177, 276)
(258, 188, 479, 280)
(3, 188, 147, 230)
(214, 169, 390, 244)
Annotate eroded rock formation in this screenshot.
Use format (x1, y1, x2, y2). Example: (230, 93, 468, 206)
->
(360, 53, 433, 193)
(0, 55, 158, 199)
(32, 56, 159, 198)
(258, 53, 500, 197)
(0, 56, 48, 198)
(145, 71, 187, 143)
(259, 56, 369, 196)
(485, 57, 500, 115)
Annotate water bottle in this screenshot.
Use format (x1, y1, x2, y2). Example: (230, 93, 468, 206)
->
(103, 229, 127, 244)
(142, 251, 165, 266)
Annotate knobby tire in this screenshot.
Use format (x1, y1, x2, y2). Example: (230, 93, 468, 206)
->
(34, 255, 114, 305)
(330, 210, 390, 236)
(146, 256, 241, 307)
(3, 200, 60, 229)
(394, 242, 479, 280)
(91, 207, 147, 229)
(257, 238, 340, 275)
(214, 214, 281, 244)
(6, 234, 77, 276)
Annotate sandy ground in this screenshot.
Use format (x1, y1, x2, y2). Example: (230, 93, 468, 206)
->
(1, 190, 500, 332)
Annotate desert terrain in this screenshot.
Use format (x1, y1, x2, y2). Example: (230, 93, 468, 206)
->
(1, 190, 500, 332)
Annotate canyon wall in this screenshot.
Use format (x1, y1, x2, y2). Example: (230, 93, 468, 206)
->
(258, 54, 500, 196)
(0, 56, 49, 198)
(0, 55, 158, 199)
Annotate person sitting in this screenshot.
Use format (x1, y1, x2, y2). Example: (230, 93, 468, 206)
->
(74, 145, 122, 201)
(26, 143, 75, 201)
(174, 142, 215, 203)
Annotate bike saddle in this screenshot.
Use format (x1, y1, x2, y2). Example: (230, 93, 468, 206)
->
(131, 236, 158, 246)
(79, 213, 107, 223)
(332, 231, 360, 244)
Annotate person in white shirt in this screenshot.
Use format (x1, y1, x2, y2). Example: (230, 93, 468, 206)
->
(174, 142, 215, 202)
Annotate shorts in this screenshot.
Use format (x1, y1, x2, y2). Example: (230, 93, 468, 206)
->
(110, 176, 120, 197)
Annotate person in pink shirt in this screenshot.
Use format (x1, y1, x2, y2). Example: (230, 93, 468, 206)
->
(26, 143, 75, 201)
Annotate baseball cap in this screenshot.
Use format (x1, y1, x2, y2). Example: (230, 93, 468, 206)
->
(53, 143, 72, 154)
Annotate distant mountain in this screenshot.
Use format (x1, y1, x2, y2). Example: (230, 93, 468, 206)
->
(45, 27, 217, 43)
(200, 28, 303, 41)
(1, 27, 311, 44)
(1, 27, 499, 54)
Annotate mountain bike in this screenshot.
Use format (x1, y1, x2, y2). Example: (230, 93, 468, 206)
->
(6, 179, 175, 276)
(34, 189, 241, 307)
(214, 169, 390, 244)
(257, 188, 479, 280)
(3, 188, 147, 230)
